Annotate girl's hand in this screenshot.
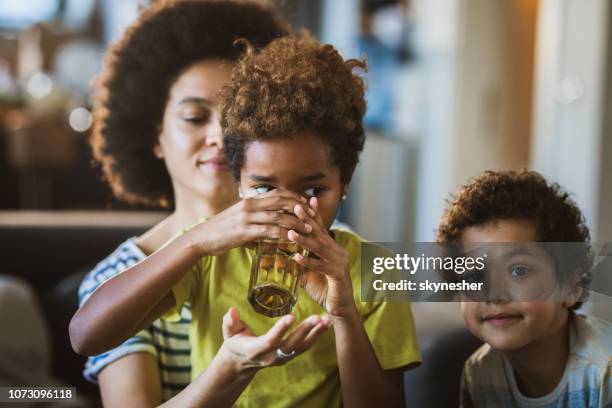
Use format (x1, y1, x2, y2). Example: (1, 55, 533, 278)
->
(192, 190, 312, 256)
(288, 197, 358, 319)
(221, 307, 331, 371)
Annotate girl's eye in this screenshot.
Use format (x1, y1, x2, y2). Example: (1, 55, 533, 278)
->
(255, 186, 274, 194)
(303, 187, 322, 197)
(510, 265, 529, 278)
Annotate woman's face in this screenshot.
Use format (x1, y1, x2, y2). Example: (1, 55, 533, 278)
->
(155, 59, 238, 206)
(239, 133, 347, 230)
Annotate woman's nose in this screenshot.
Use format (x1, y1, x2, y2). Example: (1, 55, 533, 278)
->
(205, 115, 223, 148)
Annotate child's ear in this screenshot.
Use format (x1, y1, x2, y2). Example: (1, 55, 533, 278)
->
(562, 288, 582, 309)
(561, 271, 585, 309)
(341, 184, 349, 201)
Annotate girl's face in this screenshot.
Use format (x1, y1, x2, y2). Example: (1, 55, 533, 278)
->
(239, 133, 347, 230)
(155, 59, 238, 206)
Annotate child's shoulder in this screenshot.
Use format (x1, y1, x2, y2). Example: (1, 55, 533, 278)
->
(331, 227, 366, 257)
(331, 227, 389, 255)
(571, 312, 612, 369)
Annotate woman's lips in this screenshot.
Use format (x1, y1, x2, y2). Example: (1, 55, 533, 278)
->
(198, 159, 229, 171)
(482, 313, 522, 327)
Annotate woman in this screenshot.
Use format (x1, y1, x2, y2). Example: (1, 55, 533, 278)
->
(77, 1, 325, 406)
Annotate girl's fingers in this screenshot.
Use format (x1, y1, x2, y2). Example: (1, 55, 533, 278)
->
(244, 224, 286, 242)
(253, 189, 307, 203)
(294, 202, 326, 232)
(293, 253, 327, 273)
(247, 211, 312, 234)
(293, 204, 322, 234)
(309, 197, 325, 226)
(246, 190, 308, 214)
(288, 230, 335, 263)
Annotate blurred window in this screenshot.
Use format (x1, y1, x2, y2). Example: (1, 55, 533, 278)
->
(0, 0, 60, 29)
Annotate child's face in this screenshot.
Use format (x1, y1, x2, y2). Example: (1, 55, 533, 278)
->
(239, 132, 346, 230)
(459, 219, 572, 352)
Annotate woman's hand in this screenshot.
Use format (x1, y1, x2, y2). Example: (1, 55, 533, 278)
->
(220, 307, 331, 372)
(192, 190, 312, 256)
(288, 197, 358, 319)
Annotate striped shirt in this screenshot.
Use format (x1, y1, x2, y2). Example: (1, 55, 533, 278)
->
(461, 312, 612, 408)
(78, 238, 191, 401)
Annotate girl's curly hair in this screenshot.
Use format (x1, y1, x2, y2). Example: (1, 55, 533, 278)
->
(91, 0, 289, 208)
(437, 170, 592, 308)
(220, 34, 367, 184)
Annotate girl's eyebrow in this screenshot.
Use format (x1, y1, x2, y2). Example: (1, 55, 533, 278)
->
(250, 174, 276, 182)
(249, 173, 326, 182)
(300, 173, 325, 182)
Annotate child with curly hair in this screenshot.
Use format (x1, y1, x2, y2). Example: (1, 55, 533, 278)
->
(71, 34, 421, 407)
(437, 170, 611, 408)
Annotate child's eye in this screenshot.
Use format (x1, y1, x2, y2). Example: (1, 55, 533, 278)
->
(303, 187, 323, 197)
(464, 270, 484, 284)
(255, 186, 274, 194)
(510, 265, 529, 278)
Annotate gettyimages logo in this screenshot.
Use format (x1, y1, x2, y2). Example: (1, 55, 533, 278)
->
(361, 242, 611, 302)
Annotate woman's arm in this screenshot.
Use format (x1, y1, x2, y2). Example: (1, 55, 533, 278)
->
(96, 306, 331, 408)
(69, 232, 198, 356)
(69, 191, 312, 356)
(160, 308, 331, 408)
(99, 353, 163, 408)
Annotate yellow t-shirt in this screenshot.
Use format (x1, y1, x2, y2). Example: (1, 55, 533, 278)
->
(165, 229, 421, 407)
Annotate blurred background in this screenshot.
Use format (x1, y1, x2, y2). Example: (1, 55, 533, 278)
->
(1, 0, 611, 239)
(0, 0, 610, 406)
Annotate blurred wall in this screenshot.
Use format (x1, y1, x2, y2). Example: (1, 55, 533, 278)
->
(529, 0, 612, 320)
(531, 0, 612, 243)
(413, 0, 538, 240)
(452, 0, 538, 191)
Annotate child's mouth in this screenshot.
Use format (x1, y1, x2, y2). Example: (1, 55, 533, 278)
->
(481, 313, 522, 327)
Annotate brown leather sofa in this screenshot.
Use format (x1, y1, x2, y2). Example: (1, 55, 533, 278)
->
(0, 211, 164, 406)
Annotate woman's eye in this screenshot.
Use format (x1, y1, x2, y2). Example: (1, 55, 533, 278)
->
(181, 110, 211, 124)
(303, 187, 322, 197)
(510, 265, 529, 278)
(255, 186, 273, 194)
(183, 116, 207, 124)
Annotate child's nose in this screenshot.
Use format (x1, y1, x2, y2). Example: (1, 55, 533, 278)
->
(484, 278, 512, 304)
